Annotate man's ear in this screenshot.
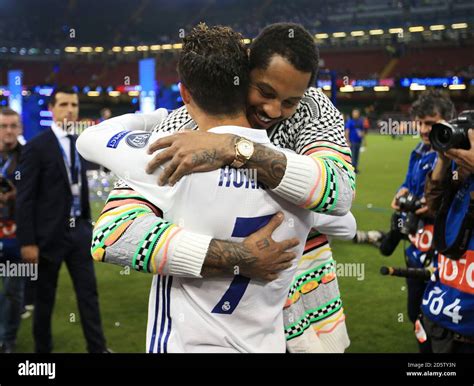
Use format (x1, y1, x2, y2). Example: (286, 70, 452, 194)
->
(179, 82, 191, 105)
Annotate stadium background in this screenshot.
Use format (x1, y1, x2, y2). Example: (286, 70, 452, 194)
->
(1, 0, 473, 352)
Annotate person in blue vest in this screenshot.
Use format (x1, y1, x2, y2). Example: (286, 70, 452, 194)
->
(421, 126, 474, 353)
(345, 108, 365, 173)
(354, 90, 456, 352)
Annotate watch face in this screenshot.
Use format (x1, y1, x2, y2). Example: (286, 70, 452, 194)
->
(238, 141, 253, 157)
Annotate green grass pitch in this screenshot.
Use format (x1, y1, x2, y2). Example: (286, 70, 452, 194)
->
(15, 134, 420, 353)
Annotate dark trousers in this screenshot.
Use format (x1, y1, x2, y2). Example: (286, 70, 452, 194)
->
(0, 272, 25, 345)
(350, 142, 362, 172)
(422, 314, 474, 353)
(406, 277, 432, 353)
(33, 219, 106, 353)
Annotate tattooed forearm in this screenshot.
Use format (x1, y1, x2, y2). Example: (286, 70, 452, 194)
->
(202, 239, 258, 277)
(246, 144, 287, 189)
(191, 149, 218, 166)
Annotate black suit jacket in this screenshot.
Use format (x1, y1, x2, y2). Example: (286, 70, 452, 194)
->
(16, 128, 91, 261)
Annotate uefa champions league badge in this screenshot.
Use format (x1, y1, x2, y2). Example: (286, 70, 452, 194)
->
(126, 132, 152, 148)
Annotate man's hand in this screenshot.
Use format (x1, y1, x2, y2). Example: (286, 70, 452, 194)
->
(415, 197, 429, 216)
(146, 131, 237, 186)
(202, 212, 300, 282)
(21, 245, 39, 264)
(445, 129, 474, 174)
(391, 187, 409, 210)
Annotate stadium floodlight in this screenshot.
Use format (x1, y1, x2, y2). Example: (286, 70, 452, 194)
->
(452, 23, 468, 29)
(94, 47, 104, 52)
(448, 84, 466, 90)
(150, 45, 161, 51)
(242, 39, 252, 44)
(64, 46, 78, 53)
(409, 26, 424, 32)
(369, 29, 384, 35)
(128, 91, 140, 96)
(333, 32, 347, 38)
(87, 91, 100, 97)
(389, 28, 404, 34)
(430, 25, 446, 31)
(322, 85, 331, 90)
(137, 45, 149, 51)
(354, 86, 364, 91)
(162, 44, 173, 50)
(351, 31, 365, 37)
(108, 91, 121, 97)
(374, 86, 390, 92)
(79, 47, 93, 53)
(123, 46, 136, 52)
(410, 83, 426, 91)
(172, 43, 183, 49)
(112, 46, 122, 52)
(315, 33, 329, 39)
(340, 85, 354, 92)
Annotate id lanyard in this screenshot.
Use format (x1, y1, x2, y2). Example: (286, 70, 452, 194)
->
(56, 136, 82, 217)
(0, 154, 13, 178)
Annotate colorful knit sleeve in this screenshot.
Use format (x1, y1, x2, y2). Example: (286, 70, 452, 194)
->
(91, 181, 212, 277)
(272, 89, 355, 216)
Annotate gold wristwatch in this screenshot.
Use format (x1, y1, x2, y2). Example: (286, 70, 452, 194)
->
(230, 137, 254, 168)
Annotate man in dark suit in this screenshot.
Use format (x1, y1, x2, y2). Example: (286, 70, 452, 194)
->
(16, 86, 108, 353)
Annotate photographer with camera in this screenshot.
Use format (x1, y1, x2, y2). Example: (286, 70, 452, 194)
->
(0, 108, 23, 353)
(355, 91, 456, 352)
(418, 112, 474, 353)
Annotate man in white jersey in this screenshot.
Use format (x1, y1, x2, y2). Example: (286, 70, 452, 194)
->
(78, 24, 314, 352)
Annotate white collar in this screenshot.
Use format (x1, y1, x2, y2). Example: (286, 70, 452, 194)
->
(50, 122, 68, 139)
(208, 126, 270, 144)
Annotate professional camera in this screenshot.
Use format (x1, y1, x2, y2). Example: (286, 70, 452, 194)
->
(430, 110, 474, 152)
(395, 193, 424, 235)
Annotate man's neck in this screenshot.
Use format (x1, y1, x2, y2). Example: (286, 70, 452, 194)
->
(2, 143, 17, 153)
(195, 113, 251, 132)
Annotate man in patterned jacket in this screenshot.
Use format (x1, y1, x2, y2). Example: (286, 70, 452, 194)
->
(86, 23, 355, 352)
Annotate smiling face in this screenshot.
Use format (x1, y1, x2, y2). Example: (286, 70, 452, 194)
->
(246, 55, 311, 130)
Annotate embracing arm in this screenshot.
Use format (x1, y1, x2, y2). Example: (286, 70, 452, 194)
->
(312, 212, 357, 240)
(147, 98, 355, 216)
(93, 184, 297, 280)
(78, 119, 298, 281)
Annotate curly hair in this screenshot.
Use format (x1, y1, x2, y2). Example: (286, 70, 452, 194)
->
(249, 23, 319, 86)
(178, 23, 249, 116)
(410, 89, 456, 120)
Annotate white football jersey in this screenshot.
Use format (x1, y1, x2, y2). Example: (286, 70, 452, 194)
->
(78, 123, 313, 353)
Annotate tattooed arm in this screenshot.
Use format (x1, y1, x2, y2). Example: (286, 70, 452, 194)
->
(78, 119, 299, 280)
(245, 143, 287, 189)
(93, 184, 298, 280)
(147, 92, 354, 215)
(202, 215, 299, 281)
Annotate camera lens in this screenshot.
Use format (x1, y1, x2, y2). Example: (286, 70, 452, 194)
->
(438, 126, 452, 145)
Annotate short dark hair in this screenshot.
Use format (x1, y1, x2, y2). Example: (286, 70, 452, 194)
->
(0, 107, 20, 118)
(410, 90, 455, 120)
(249, 23, 319, 87)
(178, 23, 249, 116)
(49, 86, 78, 107)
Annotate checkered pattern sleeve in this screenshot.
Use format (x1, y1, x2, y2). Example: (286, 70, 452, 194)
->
(91, 181, 211, 277)
(270, 88, 355, 215)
